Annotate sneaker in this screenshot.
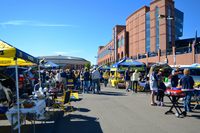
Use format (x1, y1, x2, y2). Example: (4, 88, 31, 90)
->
(151, 103, 157, 106)
(160, 102, 164, 107)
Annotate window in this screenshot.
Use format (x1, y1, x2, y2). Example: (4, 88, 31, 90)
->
(155, 7, 160, 51)
(146, 12, 150, 53)
(167, 5, 172, 53)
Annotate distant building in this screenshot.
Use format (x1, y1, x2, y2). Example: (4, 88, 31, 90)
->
(39, 55, 90, 69)
(97, 0, 200, 66)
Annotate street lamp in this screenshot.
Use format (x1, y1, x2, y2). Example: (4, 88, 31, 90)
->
(158, 14, 174, 65)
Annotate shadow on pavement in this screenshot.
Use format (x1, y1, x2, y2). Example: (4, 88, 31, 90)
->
(0, 110, 64, 133)
(98, 91, 127, 96)
(73, 107, 91, 113)
(0, 110, 102, 133)
(70, 98, 83, 102)
(52, 114, 103, 133)
(190, 114, 200, 119)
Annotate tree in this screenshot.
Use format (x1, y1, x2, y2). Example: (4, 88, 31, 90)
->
(84, 62, 91, 69)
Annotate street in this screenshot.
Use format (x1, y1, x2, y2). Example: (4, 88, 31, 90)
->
(1, 86, 200, 133)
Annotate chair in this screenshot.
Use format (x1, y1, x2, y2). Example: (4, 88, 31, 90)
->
(192, 89, 200, 109)
(66, 79, 74, 90)
(53, 90, 73, 112)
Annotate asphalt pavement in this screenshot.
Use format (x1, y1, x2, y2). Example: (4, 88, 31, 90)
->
(1, 86, 200, 133)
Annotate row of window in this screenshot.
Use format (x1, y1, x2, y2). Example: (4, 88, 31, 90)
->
(98, 48, 112, 59)
(117, 36, 124, 47)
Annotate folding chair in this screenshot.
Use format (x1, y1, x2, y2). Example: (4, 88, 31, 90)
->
(53, 90, 73, 112)
(66, 79, 74, 90)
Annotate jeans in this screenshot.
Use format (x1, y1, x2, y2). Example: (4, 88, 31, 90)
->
(92, 79, 100, 93)
(184, 91, 193, 112)
(132, 81, 138, 93)
(83, 81, 89, 93)
(104, 79, 108, 87)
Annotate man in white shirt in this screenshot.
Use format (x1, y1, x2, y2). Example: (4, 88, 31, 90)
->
(131, 69, 140, 93)
(91, 68, 101, 94)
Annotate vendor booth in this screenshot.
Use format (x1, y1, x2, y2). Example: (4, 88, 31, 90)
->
(97, 65, 110, 71)
(0, 40, 39, 133)
(110, 57, 146, 88)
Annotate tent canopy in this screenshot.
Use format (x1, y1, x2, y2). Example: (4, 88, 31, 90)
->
(43, 61, 59, 68)
(0, 40, 39, 132)
(0, 57, 36, 66)
(112, 57, 145, 68)
(97, 65, 110, 70)
(0, 40, 38, 65)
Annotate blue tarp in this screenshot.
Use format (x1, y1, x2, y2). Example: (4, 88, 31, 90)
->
(112, 57, 145, 68)
(98, 65, 110, 70)
(44, 61, 59, 68)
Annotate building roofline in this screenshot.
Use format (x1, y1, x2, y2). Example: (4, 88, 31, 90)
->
(39, 55, 90, 62)
(150, 0, 161, 5)
(126, 6, 149, 20)
(150, 0, 174, 5)
(114, 25, 126, 28)
(117, 29, 126, 36)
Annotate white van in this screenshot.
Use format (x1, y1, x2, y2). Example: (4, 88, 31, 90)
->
(178, 67, 200, 82)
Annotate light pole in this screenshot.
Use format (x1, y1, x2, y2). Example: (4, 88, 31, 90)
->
(158, 14, 174, 65)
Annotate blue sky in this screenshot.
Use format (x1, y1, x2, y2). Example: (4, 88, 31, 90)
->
(0, 0, 199, 65)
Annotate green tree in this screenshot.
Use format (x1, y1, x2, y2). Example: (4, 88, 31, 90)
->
(84, 62, 91, 69)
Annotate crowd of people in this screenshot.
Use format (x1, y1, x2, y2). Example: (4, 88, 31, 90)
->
(149, 67, 195, 113)
(22, 67, 105, 96)
(0, 64, 198, 114)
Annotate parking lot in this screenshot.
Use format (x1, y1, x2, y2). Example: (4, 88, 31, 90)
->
(1, 86, 200, 133)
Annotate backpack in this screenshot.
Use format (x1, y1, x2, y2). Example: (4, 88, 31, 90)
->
(144, 82, 150, 91)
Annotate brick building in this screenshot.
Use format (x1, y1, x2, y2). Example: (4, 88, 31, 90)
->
(98, 25, 128, 65)
(97, 0, 200, 66)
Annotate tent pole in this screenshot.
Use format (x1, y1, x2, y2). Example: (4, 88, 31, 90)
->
(15, 58, 21, 133)
(38, 63, 41, 88)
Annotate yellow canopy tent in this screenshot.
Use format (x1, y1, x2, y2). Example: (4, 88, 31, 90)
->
(0, 40, 38, 133)
(0, 57, 36, 66)
(0, 40, 38, 65)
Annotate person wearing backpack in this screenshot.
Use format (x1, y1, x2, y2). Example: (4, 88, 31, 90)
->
(156, 69, 166, 106)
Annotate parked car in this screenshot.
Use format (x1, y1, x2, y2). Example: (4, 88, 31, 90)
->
(178, 67, 200, 83)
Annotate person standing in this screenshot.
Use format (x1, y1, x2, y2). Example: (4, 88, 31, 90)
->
(91, 68, 101, 94)
(83, 68, 90, 93)
(103, 70, 109, 87)
(179, 69, 194, 113)
(131, 69, 140, 93)
(125, 67, 131, 92)
(60, 69, 67, 90)
(169, 69, 179, 88)
(80, 68, 84, 90)
(55, 70, 61, 83)
(156, 69, 166, 106)
(149, 68, 158, 106)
